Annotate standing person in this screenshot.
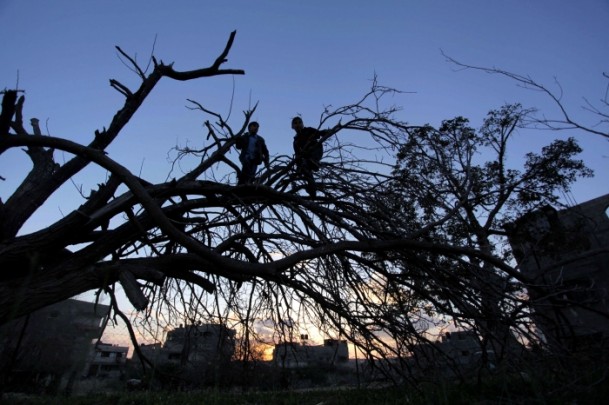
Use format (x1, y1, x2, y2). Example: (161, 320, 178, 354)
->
(235, 121, 270, 185)
(291, 116, 323, 197)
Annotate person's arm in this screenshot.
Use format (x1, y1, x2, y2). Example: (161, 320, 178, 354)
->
(304, 127, 321, 145)
(235, 135, 245, 150)
(261, 139, 270, 166)
(293, 135, 302, 156)
(318, 128, 329, 141)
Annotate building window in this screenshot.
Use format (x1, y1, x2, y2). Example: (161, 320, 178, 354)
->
(101, 352, 110, 358)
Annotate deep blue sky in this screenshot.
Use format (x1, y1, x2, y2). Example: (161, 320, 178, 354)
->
(2, 0, 609, 345)
(2, 0, 608, 231)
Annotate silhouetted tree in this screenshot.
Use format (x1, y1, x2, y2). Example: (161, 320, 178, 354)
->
(0, 32, 600, 391)
(388, 103, 592, 358)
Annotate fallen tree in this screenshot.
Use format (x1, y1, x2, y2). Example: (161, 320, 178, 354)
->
(0, 32, 600, 390)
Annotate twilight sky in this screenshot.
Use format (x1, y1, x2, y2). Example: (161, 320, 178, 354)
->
(1, 0, 608, 345)
(2, 0, 608, 227)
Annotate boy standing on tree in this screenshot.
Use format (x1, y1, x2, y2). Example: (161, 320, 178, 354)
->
(291, 116, 324, 197)
(235, 121, 270, 185)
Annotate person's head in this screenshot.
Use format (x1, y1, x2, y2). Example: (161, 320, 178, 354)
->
(248, 121, 259, 134)
(291, 116, 304, 132)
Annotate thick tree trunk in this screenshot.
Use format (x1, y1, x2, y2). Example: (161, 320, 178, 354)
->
(0, 265, 108, 324)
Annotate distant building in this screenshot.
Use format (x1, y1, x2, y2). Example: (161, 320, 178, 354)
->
(439, 330, 487, 366)
(273, 338, 349, 368)
(0, 298, 109, 391)
(506, 193, 609, 351)
(138, 323, 236, 366)
(85, 342, 129, 378)
(410, 330, 486, 369)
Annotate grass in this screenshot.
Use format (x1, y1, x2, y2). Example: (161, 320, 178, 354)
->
(3, 371, 609, 405)
(1, 388, 411, 405)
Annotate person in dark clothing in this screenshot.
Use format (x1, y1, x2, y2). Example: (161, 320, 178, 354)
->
(291, 116, 323, 197)
(235, 121, 270, 185)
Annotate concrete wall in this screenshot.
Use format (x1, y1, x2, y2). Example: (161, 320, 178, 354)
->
(273, 339, 349, 368)
(0, 298, 109, 392)
(507, 193, 609, 349)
